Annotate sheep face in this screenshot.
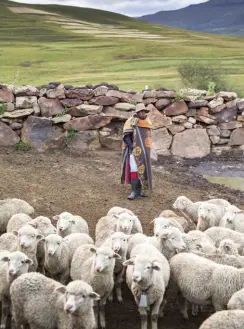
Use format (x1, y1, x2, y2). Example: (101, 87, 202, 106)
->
(56, 281, 100, 314)
(173, 196, 188, 211)
(218, 239, 239, 255)
(90, 247, 120, 273)
(153, 217, 171, 237)
(13, 225, 43, 249)
(1, 251, 32, 279)
(221, 206, 242, 227)
(158, 228, 186, 253)
(115, 213, 135, 234)
(111, 232, 131, 254)
(30, 216, 56, 236)
(123, 255, 160, 283)
(44, 234, 63, 256)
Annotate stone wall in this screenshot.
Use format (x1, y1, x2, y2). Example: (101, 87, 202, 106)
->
(0, 82, 244, 158)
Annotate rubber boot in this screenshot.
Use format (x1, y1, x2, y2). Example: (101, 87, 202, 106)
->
(138, 180, 148, 197)
(128, 179, 141, 200)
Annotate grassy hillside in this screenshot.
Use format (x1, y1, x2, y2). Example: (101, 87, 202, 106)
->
(1, 0, 244, 92)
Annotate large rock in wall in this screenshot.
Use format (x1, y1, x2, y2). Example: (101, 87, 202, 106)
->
(0, 82, 244, 158)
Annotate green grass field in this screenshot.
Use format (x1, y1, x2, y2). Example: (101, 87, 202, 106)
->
(1, 0, 244, 92)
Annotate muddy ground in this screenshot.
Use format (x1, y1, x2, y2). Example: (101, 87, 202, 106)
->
(1, 147, 244, 329)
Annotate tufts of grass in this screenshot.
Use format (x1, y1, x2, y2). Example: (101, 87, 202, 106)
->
(15, 140, 30, 151)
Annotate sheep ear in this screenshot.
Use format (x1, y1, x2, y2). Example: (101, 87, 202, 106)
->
(126, 235, 133, 240)
(113, 252, 121, 259)
(37, 234, 44, 241)
(225, 245, 231, 251)
(123, 259, 134, 266)
(159, 229, 171, 239)
(89, 292, 100, 300)
(237, 210, 244, 214)
(55, 286, 66, 294)
(90, 247, 96, 253)
(12, 230, 18, 237)
(26, 258, 33, 265)
(112, 213, 119, 220)
(28, 222, 37, 229)
(1, 257, 9, 262)
(227, 218, 233, 224)
(152, 262, 160, 271)
(52, 215, 60, 221)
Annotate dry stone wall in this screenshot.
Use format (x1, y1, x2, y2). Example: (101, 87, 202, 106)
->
(0, 82, 244, 158)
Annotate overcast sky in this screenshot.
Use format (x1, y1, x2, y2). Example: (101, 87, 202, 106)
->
(10, 0, 209, 16)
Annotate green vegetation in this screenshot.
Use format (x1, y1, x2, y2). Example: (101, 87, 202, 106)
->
(178, 61, 228, 92)
(64, 128, 78, 146)
(0, 103, 7, 115)
(15, 141, 30, 151)
(1, 0, 244, 92)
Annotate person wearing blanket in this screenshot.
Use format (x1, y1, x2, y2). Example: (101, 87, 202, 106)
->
(121, 103, 153, 200)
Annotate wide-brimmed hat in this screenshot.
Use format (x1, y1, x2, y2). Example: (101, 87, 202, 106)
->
(135, 103, 150, 113)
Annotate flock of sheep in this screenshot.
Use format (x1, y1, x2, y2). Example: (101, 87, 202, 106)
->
(1, 196, 244, 329)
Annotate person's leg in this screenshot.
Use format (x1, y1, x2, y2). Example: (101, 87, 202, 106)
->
(128, 172, 141, 200)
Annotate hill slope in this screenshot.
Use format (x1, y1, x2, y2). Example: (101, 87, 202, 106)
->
(139, 0, 244, 36)
(0, 0, 244, 92)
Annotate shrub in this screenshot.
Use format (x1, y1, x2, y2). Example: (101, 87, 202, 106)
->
(178, 61, 228, 92)
(15, 141, 30, 151)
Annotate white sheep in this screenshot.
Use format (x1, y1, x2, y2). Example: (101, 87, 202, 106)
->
(173, 196, 230, 224)
(158, 209, 195, 232)
(219, 205, 244, 233)
(28, 216, 57, 273)
(95, 212, 140, 247)
(127, 233, 158, 257)
(0, 233, 18, 252)
(228, 288, 244, 310)
(107, 206, 143, 234)
(7, 213, 32, 233)
(124, 243, 170, 329)
(170, 252, 244, 319)
(205, 227, 244, 255)
(0, 198, 34, 233)
(44, 233, 93, 284)
(13, 224, 44, 271)
(53, 211, 89, 237)
(199, 310, 244, 329)
(197, 202, 226, 231)
(218, 239, 240, 256)
(10, 272, 100, 329)
(70, 244, 120, 329)
(183, 230, 216, 254)
(156, 227, 186, 259)
(102, 231, 131, 303)
(152, 216, 184, 236)
(0, 250, 32, 329)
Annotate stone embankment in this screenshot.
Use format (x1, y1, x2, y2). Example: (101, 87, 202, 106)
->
(0, 82, 244, 158)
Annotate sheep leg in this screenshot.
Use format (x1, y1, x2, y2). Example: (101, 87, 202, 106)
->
(59, 269, 70, 285)
(192, 304, 199, 316)
(151, 299, 163, 329)
(138, 307, 147, 329)
(99, 298, 107, 329)
(178, 293, 189, 320)
(158, 299, 167, 318)
(93, 301, 99, 329)
(0, 298, 9, 329)
(115, 269, 124, 303)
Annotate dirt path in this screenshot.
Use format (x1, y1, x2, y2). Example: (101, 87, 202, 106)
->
(1, 147, 244, 329)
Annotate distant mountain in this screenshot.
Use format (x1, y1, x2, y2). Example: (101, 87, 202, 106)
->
(139, 0, 244, 36)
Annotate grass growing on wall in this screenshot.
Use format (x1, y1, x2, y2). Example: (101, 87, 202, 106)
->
(1, 0, 244, 92)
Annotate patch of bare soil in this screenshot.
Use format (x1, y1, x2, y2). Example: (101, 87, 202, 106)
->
(1, 147, 244, 329)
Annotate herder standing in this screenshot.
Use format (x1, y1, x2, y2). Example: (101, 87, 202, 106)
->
(121, 103, 153, 200)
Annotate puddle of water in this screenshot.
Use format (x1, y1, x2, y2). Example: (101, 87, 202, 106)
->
(204, 175, 244, 191)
